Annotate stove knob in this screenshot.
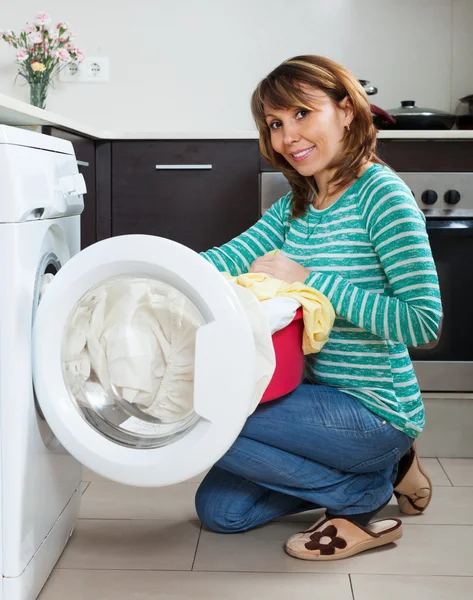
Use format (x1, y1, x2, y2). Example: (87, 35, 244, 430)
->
(444, 189, 461, 205)
(421, 190, 438, 205)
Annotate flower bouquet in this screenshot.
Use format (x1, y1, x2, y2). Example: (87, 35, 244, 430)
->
(1, 12, 84, 109)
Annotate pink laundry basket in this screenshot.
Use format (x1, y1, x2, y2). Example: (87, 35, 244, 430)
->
(260, 307, 304, 403)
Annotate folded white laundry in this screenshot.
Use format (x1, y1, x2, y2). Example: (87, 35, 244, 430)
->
(259, 297, 300, 335)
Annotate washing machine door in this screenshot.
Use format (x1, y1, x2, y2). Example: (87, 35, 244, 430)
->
(32, 235, 256, 487)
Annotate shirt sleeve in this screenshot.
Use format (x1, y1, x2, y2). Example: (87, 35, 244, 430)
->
(304, 179, 442, 346)
(200, 192, 291, 276)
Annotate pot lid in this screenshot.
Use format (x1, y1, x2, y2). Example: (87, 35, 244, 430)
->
(387, 100, 453, 117)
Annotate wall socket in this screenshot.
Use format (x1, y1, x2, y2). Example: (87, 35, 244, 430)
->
(59, 57, 109, 83)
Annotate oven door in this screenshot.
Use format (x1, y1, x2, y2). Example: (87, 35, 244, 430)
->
(410, 219, 473, 392)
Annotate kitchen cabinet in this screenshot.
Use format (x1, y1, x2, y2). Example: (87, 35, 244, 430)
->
(43, 126, 97, 248)
(262, 141, 473, 172)
(376, 140, 473, 171)
(111, 140, 260, 252)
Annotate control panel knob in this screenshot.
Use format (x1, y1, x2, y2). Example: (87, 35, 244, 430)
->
(444, 189, 461, 205)
(421, 190, 438, 205)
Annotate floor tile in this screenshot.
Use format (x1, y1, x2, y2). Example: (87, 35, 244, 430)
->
(275, 507, 325, 523)
(351, 574, 473, 600)
(278, 483, 472, 525)
(184, 469, 209, 483)
(420, 458, 452, 486)
(56, 519, 200, 571)
(80, 482, 199, 520)
(82, 467, 208, 484)
(193, 521, 473, 576)
(39, 570, 353, 600)
(82, 467, 109, 483)
(377, 486, 473, 525)
(439, 458, 473, 486)
(278, 486, 473, 526)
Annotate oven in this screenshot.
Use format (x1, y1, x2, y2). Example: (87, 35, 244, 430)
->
(260, 170, 473, 393)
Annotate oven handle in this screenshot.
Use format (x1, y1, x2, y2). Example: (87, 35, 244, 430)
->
(426, 219, 473, 236)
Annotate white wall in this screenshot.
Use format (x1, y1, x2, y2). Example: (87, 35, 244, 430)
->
(1, 0, 472, 133)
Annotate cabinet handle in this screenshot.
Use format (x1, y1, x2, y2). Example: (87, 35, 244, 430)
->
(155, 164, 212, 170)
(77, 160, 90, 167)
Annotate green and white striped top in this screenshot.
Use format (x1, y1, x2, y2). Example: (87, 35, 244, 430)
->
(202, 164, 442, 437)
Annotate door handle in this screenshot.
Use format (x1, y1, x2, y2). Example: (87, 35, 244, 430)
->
(155, 164, 212, 170)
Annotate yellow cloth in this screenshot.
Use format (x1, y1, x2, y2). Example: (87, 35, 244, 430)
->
(223, 272, 335, 355)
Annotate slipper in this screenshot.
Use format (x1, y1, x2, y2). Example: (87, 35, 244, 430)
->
(394, 441, 432, 515)
(285, 515, 402, 561)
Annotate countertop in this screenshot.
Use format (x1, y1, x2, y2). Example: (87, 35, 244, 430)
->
(2, 92, 473, 141)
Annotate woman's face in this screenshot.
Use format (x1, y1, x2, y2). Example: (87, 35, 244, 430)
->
(264, 86, 353, 179)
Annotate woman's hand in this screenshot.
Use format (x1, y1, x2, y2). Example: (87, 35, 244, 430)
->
(249, 254, 310, 284)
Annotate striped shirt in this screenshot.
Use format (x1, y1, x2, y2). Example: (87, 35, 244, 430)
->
(202, 164, 442, 437)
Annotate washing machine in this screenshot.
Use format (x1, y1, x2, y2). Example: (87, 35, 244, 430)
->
(0, 125, 256, 600)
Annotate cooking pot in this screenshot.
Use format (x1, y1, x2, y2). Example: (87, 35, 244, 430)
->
(358, 80, 378, 96)
(455, 94, 473, 130)
(385, 100, 456, 130)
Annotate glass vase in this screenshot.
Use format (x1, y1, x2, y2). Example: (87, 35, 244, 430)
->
(29, 80, 49, 110)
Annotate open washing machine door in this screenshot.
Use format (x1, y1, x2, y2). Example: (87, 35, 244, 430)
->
(32, 235, 256, 487)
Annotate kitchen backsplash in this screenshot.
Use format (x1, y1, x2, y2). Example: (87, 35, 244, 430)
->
(0, 0, 472, 133)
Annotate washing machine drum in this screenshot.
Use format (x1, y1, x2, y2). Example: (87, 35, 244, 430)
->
(33, 235, 261, 487)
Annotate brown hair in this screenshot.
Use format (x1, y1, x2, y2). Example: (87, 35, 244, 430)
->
(251, 55, 384, 217)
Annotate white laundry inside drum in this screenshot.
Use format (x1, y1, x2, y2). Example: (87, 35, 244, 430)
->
(60, 276, 206, 448)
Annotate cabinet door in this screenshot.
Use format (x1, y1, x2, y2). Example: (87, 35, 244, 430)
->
(44, 127, 97, 248)
(112, 141, 260, 252)
(376, 140, 473, 171)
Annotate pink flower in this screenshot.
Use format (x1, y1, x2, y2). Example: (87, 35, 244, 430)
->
(57, 48, 70, 62)
(24, 25, 36, 34)
(59, 35, 69, 43)
(50, 49, 60, 59)
(56, 21, 71, 31)
(16, 48, 28, 62)
(74, 48, 84, 62)
(27, 31, 43, 44)
(34, 13, 51, 27)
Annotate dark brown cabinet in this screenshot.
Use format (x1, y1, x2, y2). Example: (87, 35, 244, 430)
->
(376, 140, 473, 171)
(111, 140, 260, 252)
(43, 127, 97, 248)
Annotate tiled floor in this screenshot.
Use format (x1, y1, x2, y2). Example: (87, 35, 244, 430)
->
(39, 458, 473, 599)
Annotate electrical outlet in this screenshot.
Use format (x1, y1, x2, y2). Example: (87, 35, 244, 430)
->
(83, 57, 109, 82)
(59, 57, 109, 83)
(59, 61, 82, 82)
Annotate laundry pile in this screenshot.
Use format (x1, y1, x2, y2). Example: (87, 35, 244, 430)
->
(61, 268, 334, 425)
(223, 272, 335, 354)
(63, 277, 204, 424)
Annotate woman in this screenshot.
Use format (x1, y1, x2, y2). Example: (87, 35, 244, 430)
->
(195, 55, 441, 560)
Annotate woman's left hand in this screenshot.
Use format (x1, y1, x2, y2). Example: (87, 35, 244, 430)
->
(249, 254, 310, 284)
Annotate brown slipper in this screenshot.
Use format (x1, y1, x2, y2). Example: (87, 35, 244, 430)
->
(394, 441, 432, 515)
(285, 515, 402, 561)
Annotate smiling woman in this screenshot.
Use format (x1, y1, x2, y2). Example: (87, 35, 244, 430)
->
(251, 55, 385, 215)
(196, 55, 441, 562)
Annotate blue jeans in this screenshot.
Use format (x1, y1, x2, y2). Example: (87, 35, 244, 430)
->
(195, 384, 413, 533)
